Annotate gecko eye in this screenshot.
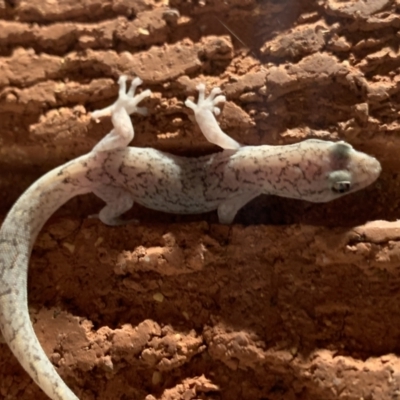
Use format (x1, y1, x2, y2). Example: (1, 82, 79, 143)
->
(331, 181, 351, 194)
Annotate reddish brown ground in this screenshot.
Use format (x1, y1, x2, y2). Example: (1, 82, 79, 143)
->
(1, 0, 400, 399)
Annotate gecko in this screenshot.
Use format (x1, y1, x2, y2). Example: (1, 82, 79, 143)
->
(0, 75, 381, 400)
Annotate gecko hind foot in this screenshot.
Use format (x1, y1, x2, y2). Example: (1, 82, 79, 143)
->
(91, 76, 152, 152)
(88, 213, 139, 226)
(92, 186, 136, 226)
(91, 76, 151, 121)
(123, 77, 151, 116)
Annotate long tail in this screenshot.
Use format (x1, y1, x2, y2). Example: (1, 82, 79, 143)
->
(0, 154, 96, 400)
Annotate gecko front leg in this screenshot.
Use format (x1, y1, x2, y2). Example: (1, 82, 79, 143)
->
(91, 75, 151, 152)
(217, 191, 260, 224)
(185, 83, 241, 150)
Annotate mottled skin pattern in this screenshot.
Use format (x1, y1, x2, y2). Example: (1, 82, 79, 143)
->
(0, 76, 381, 400)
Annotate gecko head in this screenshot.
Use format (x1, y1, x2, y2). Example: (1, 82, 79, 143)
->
(302, 140, 381, 202)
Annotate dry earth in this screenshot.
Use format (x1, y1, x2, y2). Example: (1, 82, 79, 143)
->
(1, 0, 400, 399)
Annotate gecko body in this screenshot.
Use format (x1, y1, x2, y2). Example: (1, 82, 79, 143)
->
(0, 76, 381, 400)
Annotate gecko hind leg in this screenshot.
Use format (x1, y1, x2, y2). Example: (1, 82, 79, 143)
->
(91, 185, 136, 226)
(91, 76, 152, 152)
(185, 83, 241, 150)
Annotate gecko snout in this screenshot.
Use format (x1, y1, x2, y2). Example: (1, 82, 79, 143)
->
(351, 150, 381, 188)
(329, 148, 381, 198)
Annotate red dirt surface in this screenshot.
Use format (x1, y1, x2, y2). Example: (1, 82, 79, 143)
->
(1, 0, 400, 399)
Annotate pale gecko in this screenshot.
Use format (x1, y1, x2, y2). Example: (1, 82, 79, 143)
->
(0, 76, 381, 400)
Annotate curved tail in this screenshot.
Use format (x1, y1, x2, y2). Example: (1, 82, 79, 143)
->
(0, 155, 94, 400)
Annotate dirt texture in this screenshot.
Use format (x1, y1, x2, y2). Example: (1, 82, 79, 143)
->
(1, 0, 400, 399)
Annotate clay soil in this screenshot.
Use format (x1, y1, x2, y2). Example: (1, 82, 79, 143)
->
(1, 0, 400, 399)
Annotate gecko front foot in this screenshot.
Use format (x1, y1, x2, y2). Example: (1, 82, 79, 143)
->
(185, 83, 241, 150)
(91, 76, 151, 152)
(185, 83, 226, 117)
